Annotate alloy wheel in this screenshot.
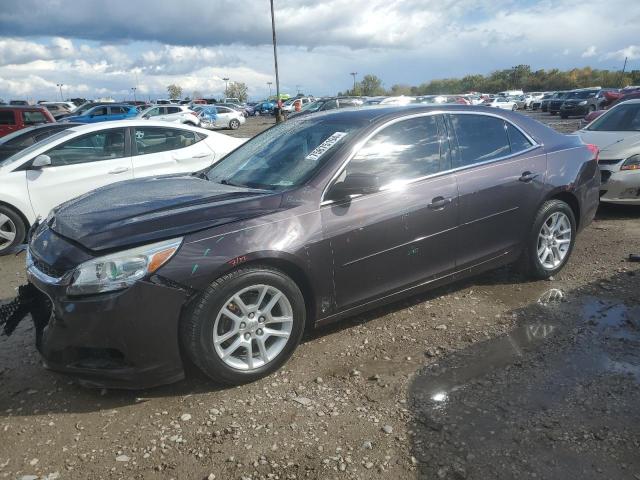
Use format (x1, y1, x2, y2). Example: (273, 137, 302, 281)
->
(537, 212, 572, 270)
(212, 284, 293, 371)
(0, 213, 17, 251)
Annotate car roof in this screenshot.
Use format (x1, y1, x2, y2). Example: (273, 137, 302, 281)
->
(0, 105, 48, 110)
(63, 119, 210, 134)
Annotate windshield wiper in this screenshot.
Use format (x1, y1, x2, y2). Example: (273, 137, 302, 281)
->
(220, 178, 246, 188)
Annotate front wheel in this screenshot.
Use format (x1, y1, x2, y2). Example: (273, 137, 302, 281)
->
(512, 104, 518, 111)
(180, 266, 306, 385)
(229, 119, 240, 130)
(0, 205, 27, 255)
(519, 200, 576, 280)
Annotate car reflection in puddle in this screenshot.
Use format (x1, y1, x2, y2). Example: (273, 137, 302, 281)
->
(408, 284, 640, 479)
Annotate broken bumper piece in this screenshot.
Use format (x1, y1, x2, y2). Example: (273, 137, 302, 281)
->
(13, 261, 193, 389)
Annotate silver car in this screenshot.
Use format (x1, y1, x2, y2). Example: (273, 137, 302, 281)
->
(578, 99, 640, 205)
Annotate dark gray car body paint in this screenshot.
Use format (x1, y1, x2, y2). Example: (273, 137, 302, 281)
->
(27, 105, 600, 388)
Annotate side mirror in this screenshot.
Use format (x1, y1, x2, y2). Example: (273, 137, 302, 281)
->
(326, 173, 380, 202)
(32, 154, 52, 169)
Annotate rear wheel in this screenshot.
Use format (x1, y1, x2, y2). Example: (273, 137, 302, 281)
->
(229, 119, 240, 130)
(0, 205, 26, 255)
(512, 104, 518, 111)
(519, 200, 576, 280)
(180, 266, 306, 385)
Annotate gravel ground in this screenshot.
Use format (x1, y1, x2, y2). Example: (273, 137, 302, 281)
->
(0, 111, 638, 480)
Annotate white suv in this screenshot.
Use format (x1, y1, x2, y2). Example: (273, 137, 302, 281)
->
(139, 105, 200, 126)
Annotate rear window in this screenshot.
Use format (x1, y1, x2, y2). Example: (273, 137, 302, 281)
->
(23, 110, 48, 125)
(0, 111, 16, 125)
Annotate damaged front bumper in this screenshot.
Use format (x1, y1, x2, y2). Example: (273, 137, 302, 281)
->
(1, 251, 193, 389)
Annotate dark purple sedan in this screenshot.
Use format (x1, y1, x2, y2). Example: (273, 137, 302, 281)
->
(17, 105, 600, 388)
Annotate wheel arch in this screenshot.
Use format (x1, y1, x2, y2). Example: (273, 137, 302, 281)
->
(544, 190, 581, 229)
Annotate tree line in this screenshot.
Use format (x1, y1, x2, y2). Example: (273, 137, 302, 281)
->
(339, 65, 640, 96)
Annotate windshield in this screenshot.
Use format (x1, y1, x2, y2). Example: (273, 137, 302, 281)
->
(587, 103, 640, 131)
(205, 116, 365, 190)
(567, 91, 596, 99)
(300, 100, 326, 113)
(0, 129, 73, 167)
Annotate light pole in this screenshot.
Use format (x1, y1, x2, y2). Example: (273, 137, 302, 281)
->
(131, 87, 137, 103)
(267, 81, 273, 98)
(350, 72, 357, 95)
(270, 0, 283, 123)
(223, 77, 229, 98)
(56, 83, 64, 101)
(295, 84, 302, 95)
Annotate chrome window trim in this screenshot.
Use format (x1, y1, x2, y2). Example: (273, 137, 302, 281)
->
(320, 110, 541, 206)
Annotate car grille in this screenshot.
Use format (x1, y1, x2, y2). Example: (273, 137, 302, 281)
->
(32, 256, 66, 279)
(600, 170, 612, 184)
(598, 159, 622, 165)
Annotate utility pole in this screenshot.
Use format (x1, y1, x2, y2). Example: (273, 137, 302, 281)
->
(56, 83, 64, 101)
(295, 84, 302, 95)
(267, 81, 273, 98)
(350, 72, 358, 95)
(223, 77, 230, 98)
(270, 0, 283, 123)
(131, 87, 137, 103)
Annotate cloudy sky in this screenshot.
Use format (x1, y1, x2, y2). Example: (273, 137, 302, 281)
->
(0, 0, 638, 101)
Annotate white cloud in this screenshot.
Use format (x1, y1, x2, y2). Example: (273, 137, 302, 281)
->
(603, 45, 640, 61)
(581, 45, 597, 58)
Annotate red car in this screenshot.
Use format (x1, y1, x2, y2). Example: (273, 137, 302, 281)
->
(0, 106, 55, 137)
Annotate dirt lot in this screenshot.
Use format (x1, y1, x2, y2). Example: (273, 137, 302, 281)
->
(1, 111, 639, 480)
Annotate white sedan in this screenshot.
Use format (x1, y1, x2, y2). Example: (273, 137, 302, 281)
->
(139, 105, 201, 127)
(485, 97, 518, 110)
(578, 99, 640, 205)
(0, 120, 245, 253)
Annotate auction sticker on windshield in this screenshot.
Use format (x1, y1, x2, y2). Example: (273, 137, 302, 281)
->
(305, 132, 347, 161)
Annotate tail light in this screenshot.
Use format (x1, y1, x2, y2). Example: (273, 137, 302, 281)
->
(587, 143, 600, 163)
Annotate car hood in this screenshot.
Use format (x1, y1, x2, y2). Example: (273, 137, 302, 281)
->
(578, 130, 640, 158)
(49, 175, 283, 252)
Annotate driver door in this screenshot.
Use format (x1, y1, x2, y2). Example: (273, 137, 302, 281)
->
(26, 128, 133, 216)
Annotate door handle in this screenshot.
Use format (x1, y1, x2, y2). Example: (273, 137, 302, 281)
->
(191, 153, 209, 158)
(428, 196, 452, 210)
(519, 171, 539, 183)
(108, 166, 129, 174)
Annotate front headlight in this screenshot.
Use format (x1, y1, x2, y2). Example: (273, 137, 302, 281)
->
(621, 154, 640, 171)
(578, 101, 588, 106)
(67, 237, 183, 296)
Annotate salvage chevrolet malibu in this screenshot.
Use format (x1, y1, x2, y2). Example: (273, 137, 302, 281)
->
(16, 105, 600, 388)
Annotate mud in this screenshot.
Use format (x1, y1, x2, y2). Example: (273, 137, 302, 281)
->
(0, 112, 639, 480)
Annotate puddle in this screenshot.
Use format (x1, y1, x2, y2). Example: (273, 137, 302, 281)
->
(411, 295, 640, 410)
(408, 292, 640, 479)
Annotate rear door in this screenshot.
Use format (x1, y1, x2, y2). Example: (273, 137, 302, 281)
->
(108, 106, 128, 121)
(447, 113, 546, 269)
(131, 125, 214, 177)
(86, 106, 108, 123)
(26, 128, 133, 216)
(0, 110, 18, 137)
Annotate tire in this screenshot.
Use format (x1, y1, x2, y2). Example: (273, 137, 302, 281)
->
(0, 205, 27, 255)
(512, 104, 518, 111)
(550, 111, 556, 116)
(183, 121, 196, 126)
(229, 119, 240, 130)
(180, 266, 306, 385)
(589, 105, 596, 112)
(519, 199, 576, 280)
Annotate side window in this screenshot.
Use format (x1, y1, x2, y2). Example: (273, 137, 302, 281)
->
(320, 100, 338, 111)
(110, 106, 126, 114)
(0, 111, 17, 125)
(146, 107, 161, 117)
(89, 107, 107, 117)
(46, 129, 126, 166)
(23, 111, 48, 125)
(506, 123, 533, 154)
(167, 107, 181, 114)
(133, 127, 201, 155)
(450, 114, 510, 167)
(344, 116, 444, 187)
